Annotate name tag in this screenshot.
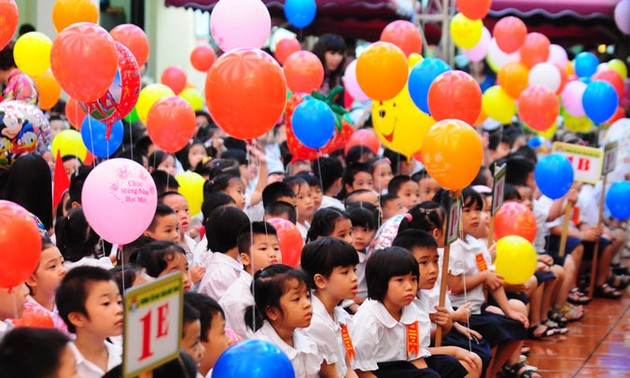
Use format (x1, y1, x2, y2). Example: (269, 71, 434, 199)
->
(475, 253, 488, 272)
(340, 324, 355, 361)
(406, 321, 419, 358)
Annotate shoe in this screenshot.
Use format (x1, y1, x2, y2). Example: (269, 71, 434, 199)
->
(594, 283, 623, 299)
(567, 287, 592, 305)
(607, 274, 630, 290)
(527, 323, 559, 339)
(542, 318, 569, 334)
(558, 303, 584, 322)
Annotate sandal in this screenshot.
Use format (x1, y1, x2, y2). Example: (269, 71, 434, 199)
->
(594, 283, 623, 299)
(548, 309, 569, 324)
(542, 318, 569, 334)
(567, 287, 592, 305)
(558, 303, 585, 322)
(521, 345, 530, 356)
(527, 323, 558, 339)
(500, 362, 541, 378)
(607, 274, 630, 290)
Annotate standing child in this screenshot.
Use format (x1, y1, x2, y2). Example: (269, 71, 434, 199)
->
(204, 174, 246, 210)
(285, 176, 315, 240)
(380, 194, 406, 222)
(0, 282, 28, 337)
(371, 157, 394, 195)
(133, 240, 193, 292)
(342, 163, 374, 199)
(55, 208, 113, 270)
(388, 176, 420, 210)
(148, 150, 177, 177)
(347, 205, 378, 303)
(143, 204, 180, 244)
(313, 157, 345, 211)
(306, 207, 354, 245)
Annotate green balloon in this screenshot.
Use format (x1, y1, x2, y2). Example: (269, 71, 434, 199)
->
(124, 107, 139, 123)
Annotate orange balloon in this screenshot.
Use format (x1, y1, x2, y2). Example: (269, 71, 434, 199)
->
(267, 217, 303, 267)
(422, 119, 483, 191)
(283, 51, 324, 94)
(380, 20, 423, 57)
(147, 96, 196, 153)
(0, 0, 18, 50)
(51, 23, 118, 102)
(494, 202, 537, 243)
(52, 0, 98, 32)
(427, 70, 482, 125)
(190, 44, 216, 72)
(161, 66, 187, 95)
(592, 70, 624, 99)
(566, 61, 575, 76)
(205, 49, 287, 140)
(35, 70, 61, 110)
(520, 33, 550, 69)
(604, 106, 625, 125)
(518, 85, 559, 132)
(345, 128, 380, 155)
(356, 42, 408, 101)
(457, 0, 492, 20)
(65, 97, 87, 130)
(110, 24, 150, 67)
(274, 38, 301, 65)
(474, 108, 487, 127)
(498, 62, 529, 99)
(493, 17, 527, 54)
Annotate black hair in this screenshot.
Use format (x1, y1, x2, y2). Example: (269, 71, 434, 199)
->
(223, 137, 247, 152)
(380, 193, 399, 207)
(296, 172, 321, 188)
(283, 176, 309, 196)
(60, 154, 81, 163)
(488, 128, 502, 151)
(410, 168, 429, 184)
(244, 264, 310, 332)
(203, 173, 241, 199)
(113, 148, 146, 167)
(345, 145, 374, 166)
(312, 157, 343, 193)
(153, 352, 197, 378)
(342, 162, 372, 189)
(347, 203, 378, 231)
(195, 110, 213, 127)
(158, 191, 186, 205)
(0, 327, 71, 378)
(110, 264, 145, 293)
(133, 240, 187, 278)
(431, 189, 451, 213)
(462, 187, 484, 210)
(237, 221, 277, 254)
(201, 191, 235, 224)
(175, 139, 209, 171)
(504, 155, 534, 186)
(182, 301, 201, 337)
(0, 40, 16, 70)
(55, 208, 101, 262)
(388, 175, 413, 196)
(366, 247, 419, 302)
(204, 206, 250, 253)
(301, 237, 358, 288)
(503, 183, 522, 202)
(265, 201, 297, 224)
(471, 166, 491, 187)
(392, 229, 438, 251)
(148, 150, 174, 172)
(383, 149, 408, 175)
(151, 170, 180, 195)
(397, 201, 445, 236)
(147, 203, 177, 232)
(184, 292, 225, 343)
(195, 158, 240, 180)
(55, 266, 116, 333)
(312, 33, 347, 91)
(119, 235, 155, 265)
(68, 166, 93, 207)
(513, 145, 538, 165)
(18, 23, 36, 36)
(306, 207, 350, 242)
(222, 149, 248, 166)
(262, 182, 295, 208)
(345, 189, 378, 206)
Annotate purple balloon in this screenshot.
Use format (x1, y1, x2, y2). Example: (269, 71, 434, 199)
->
(462, 27, 491, 63)
(615, 0, 630, 35)
(561, 81, 587, 117)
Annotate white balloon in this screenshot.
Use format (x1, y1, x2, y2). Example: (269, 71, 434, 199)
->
(547, 44, 568, 66)
(529, 62, 561, 93)
(487, 38, 520, 71)
(597, 62, 609, 73)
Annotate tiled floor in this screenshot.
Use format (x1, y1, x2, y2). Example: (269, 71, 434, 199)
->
(526, 295, 630, 377)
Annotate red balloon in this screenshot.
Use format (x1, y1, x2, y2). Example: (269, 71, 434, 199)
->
(605, 106, 625, 125)
(0, 0, 18, 50)
(283, 51, 324, 94)
(146, 96, 196, 153)
(274, 38, 301, 65)
(190, 44, 216, 72)
(494, 202, 537, 243)
(13, 305, 55, 328)
(51, 23, 118, 102)
(379, 20, 423, 57)
(592, 70, 624, 99)
(554, 63, 568, 95)
(205, 49, 287, 140)
(80, 42, 141, 126)
(428, 70, 482, 125)
(520, 33, 550, 69)
(110, 24, 150, 67)
(518, 85, 559, 132)
(267, 218, 303, 268)
(345, 128, 380, 155)
(457, 0, 492, 20)
(493, 17, 527, 54)
(161, 66, 187, 95)
(0, 201, 41, 288)
(65, 97, 87, 130)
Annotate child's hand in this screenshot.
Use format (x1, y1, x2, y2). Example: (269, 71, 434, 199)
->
(484, 271, 504, 290)
(536, 261, 550, 273)
(451, 347, 478, 368)
(538, 254, 554, 266)
(188, 225, 201, 239)
(506, 310, 529, 328)
(456, 324, 483, 341)
(451, 302, 471, 323)
(429, 307, 452, 330)
(190, 265, 206, 285)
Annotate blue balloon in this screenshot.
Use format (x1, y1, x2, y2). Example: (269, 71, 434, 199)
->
(213, 339, 295, 378)
(528, 136, 543, 149)
(534, 154, 574, 200)
(583, 80, 619, 124)
(606, 181, 630, 220)
(407, 58, 451, 114)
(292, 99, 335, 149)
(574, 52, 599, 78)
(284, 0, 316, 29)
(80, 117, 123, 158)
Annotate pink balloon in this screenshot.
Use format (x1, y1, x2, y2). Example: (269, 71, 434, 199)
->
(561, 81, 587, 117)
(615, 0, 630, 35)
(343, 60, 369, 102)
(82, 159, 157, 245)
(463, 26, 491, 62)
(547, 44, 568, 66)
(210, 0, 271, 52)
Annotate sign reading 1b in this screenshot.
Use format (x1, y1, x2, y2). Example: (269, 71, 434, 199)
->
(123, 272, 183, 378)
(552, 142, 604, 185)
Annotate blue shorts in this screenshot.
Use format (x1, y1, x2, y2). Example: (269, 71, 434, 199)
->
(545, 235, 612, 265)
(426, 355, 469, 378)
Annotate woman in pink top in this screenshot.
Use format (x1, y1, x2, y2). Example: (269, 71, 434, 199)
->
(0, 41, 38, 105)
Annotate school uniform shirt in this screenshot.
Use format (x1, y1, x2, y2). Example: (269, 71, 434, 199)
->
(218, 270, 254, 339)
(193, 238, 210, 266)
(356, 251, 368, 299)
(199, 252, 243, 301)
(447, 236, 491, 315)
(64, 256, 114, 271)
(254, 321, 322, 378)
(410, 299, 433, 354)
(532, 196, 553, 253)
(320, 195, 345, 211)
(418, 247, 451, 315)
(184, 234, 198, 262)
(24, 296, 69, 335)
(349, 299, 431, 372)
(299, 295, 353, 377)
(69, 341, 122, 378)
(297, 221, 310, 241)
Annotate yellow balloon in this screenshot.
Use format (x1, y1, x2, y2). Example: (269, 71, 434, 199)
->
(450, 13, 483, 49)
(563, 111, 594, 133)
(494, 235, 537, 285)
(608, 59, 628, 80)
(136, 84, 175, 124)
(408, 53, 424, 69)
(537, 122, 557, 140)
(482, 86, 516, 124)
(372, 85, 435, 158)
(176, 171, 205, 216)
(179, 88, 204, 112)
(52, 129, 88, 162)
(14, 32, 52, 77)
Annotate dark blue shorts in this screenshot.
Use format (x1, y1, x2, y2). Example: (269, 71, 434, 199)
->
(426, 355, 469, 378)
(440, 329, 492, 377)
(545, 235, 612, 265)
(375, 361, 440, 378)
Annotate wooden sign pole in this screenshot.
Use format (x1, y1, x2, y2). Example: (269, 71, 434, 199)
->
(558, 198, 574, 258)
(435, 243, 451, 347)
(588, 175, 607, 298)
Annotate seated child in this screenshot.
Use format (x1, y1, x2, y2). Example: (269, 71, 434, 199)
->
(388, 176, 420, 210)
(306, 207, 354, 246)
(133, 240, 193, 292)
(180, 300, 206, 371)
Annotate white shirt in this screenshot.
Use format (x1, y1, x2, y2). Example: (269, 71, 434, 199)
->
(447, 236, 491, 314)
(350, 299, 431, 372)
(254, 321, 322, 378)
(219, 270, 254, 339)
(321, 195, 345, 211)
(299, 295, 352, 376)
(193, 238, 210, 265)
(64, 256, 114, 271)
(199, 252, 243, 301)
(356, 251, 368, 299)
(297, 221, 310, 241)
(577, 184, 600, 226)
(69, 341, 121, 378)
(533, 196, 553, 253)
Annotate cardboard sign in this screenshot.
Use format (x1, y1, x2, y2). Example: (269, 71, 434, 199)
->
(445, 193, 462, 245)
(123, 272, 183, 378)
(491, 164, 507, 215)
(602, 141, 618, 175)
(552, 142, 604, 184)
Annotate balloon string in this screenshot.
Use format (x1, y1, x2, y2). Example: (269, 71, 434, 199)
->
(247, 146, 256, 333)
(88, 116, 95, 166)
(11, 287, 18, 320)
(128, 122, 134, 162)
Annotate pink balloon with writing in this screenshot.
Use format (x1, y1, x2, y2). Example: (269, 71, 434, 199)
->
(81, 158, 157, 245)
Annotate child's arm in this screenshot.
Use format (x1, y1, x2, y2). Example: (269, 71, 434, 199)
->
(488, 286, 529, 327)
(319, 362, 344, 378)
(345, 357, 359, 378)
(427, 346, 477, 367)
(447, 270, 493, 294)
(355, 370, 378, 378)
(429, 306, 452, 338)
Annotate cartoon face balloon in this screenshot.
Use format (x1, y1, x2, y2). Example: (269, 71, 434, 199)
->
(0, 101, 50, 167)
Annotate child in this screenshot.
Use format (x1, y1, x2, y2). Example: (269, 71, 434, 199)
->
(185, 292, 230, 378)
(199, 206, 250, 300)
(313, 157, 345, 211)
(246, 264, 322, 378)
(285, 176, 315, 239)
(151, 170, 180, 195)
(262, 182, 296, 209)
(306, 207, 354, 245)
(178, 139, 209, 172)
(380, 194, 406, 222)
(143, 204, 180, 244)
(204, 174, 246, 210)
(148, 150, 177, 177)
(345, 189, 380, 208)
(300, 238, 359, 377)
(25, 235, 69, 333)
(180, 300, 206, 370)
(347, 205, 379, 302)
(265, 201, 298, 224)
(219, 222, 282, 338)
(412, 170, 441, 203)
(371, 157, 393, 194)
(55, 208, 113, 270)
(342, 163, 374, 198)
(0, 283, 28, 336)
(55, 266, 123, 378)
(297, 172, 324, 211)
(388, 175, 420, 210)
(133, 240, 193, 292)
